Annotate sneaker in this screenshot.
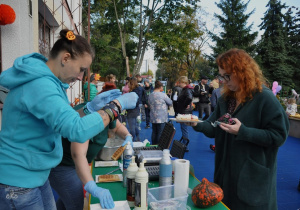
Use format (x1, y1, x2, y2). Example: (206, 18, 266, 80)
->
(145, 125, 150, 129)
(210, 144, 215, 152)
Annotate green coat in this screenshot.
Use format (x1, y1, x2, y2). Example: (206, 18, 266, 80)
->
(193, 87, 289, 210)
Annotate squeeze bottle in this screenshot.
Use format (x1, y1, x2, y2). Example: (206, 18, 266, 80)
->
(134, 161, 148, 210)
(126, 156, 139, 207)
(123, 142, 134, 187)
(159, 149, 172, 186)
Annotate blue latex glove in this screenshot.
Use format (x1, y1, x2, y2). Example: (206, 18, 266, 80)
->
(86, 89, 121, 112)
(116, 92, 138, 110)
(84, 181, 115, 209)
(122, 134, 133, 147)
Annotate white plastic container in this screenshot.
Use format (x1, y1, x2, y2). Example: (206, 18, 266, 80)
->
(126, 156, 139, 207)
(148, 185, 188, 210)
(134, 162, 148, 210)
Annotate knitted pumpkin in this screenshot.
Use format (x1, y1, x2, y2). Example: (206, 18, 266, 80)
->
(191, 178, 224, 208)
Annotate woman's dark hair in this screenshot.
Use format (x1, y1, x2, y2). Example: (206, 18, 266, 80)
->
(90, 74, 95, 82)
(49, 29, 93, 59)
(155, 80, 163, 89)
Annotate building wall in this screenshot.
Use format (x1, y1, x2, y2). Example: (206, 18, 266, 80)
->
(1, 0, 37, 70)
(0, 0, 84, 128)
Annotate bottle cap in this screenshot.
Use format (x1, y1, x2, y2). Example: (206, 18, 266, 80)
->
(163, 149, 170, 155)
(130, 156, 137, 166)
(138, 161, 146, 171)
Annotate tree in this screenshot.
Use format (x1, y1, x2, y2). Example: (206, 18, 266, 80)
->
(209, 0, 258, 59)
(150, 12, 203, 83)
(142, 69, 154, 77)
(257, 0, 293, 87)
(132, 0, 201, 74)
(284, 6, 300, 90)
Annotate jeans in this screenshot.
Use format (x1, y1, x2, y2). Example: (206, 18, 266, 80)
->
(0, 180, 56, 210)
(127, 116, 140, 141)
(198, 103, 211, 120)
(49, 165, 84, 210)
(145, 107, 150, 126)
(139, 104, 146, 121)
(180, 123, 189, 139)
(152, 123, 165, 145)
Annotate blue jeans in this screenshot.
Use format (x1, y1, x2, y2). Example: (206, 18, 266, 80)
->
(49, 165, 84, 210)
(180, 123, 189, 139)
(0, 180, 56, 210)
(127, 117, 140, 141)
(152, 123, 165, 145)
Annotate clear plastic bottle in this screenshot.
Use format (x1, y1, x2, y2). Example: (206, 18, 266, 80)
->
(123, 142, 134, 187)
(126, 156, 139, 207)
(159, 149, 172, 186)
(137, 115, 141, 130)
(134, 161, 148, 210)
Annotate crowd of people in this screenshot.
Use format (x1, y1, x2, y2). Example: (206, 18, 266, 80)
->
(0, 29, 293, 210)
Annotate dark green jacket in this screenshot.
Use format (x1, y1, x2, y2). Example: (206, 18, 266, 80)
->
(193, 87, 289, 210)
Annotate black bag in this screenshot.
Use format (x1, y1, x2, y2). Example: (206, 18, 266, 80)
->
(170, 136, 189, 159)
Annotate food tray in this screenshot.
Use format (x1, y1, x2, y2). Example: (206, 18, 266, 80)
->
(169, 118, 202, 123)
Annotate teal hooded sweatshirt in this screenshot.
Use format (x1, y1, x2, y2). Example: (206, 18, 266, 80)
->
(0, 53, 105, 188)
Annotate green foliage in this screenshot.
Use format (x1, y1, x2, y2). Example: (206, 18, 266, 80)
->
(257, 0, 299, 90)
(209, 0, 258, 59)
(142, 69, 154, 77)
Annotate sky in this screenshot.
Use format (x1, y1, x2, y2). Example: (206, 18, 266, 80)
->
(200, 0, 300, 54)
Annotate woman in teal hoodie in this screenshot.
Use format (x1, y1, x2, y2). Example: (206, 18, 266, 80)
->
(187, 49, 289, 210)
(0, 29, 138, 210)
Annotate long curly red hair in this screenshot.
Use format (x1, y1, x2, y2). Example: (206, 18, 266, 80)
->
(216, 48, 266, 103)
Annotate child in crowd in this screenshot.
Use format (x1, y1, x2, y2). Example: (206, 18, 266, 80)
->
(286, 98, 297, 116)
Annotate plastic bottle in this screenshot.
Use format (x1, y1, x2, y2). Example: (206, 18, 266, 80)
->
(134, 161, 148, 210)
(143, 139, 150, 147)
(159, 149, 172, 186)
(126, 156, 139, 207)
(173, 91, 178, 101)
(136, 115, 141, 130)
(123, 142, 134, 187)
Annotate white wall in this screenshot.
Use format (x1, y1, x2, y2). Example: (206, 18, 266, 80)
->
(1, 0, 37, 70)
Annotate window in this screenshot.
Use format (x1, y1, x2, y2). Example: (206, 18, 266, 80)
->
(29, 0, 32, 17)
(38, 14, 51, 57)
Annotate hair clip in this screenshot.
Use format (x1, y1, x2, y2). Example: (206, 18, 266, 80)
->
(66, 31, 76, 41)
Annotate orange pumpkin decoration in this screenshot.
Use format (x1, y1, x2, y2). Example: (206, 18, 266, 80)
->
(191, 178, 224, 208)
(0, 4, 16, 25)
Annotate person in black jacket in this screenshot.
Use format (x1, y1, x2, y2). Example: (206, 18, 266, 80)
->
(177, 76, 194, 143)
(142, 79, 154, 128)
(193, 75, 213, 120)
(171, 82, 182, 117)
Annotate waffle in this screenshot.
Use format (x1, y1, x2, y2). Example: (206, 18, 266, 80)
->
(98, 174, 121, 182)
(111, 145, 126, 161)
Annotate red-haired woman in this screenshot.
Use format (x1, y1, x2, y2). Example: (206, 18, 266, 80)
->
(187, 48, 289, 210)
